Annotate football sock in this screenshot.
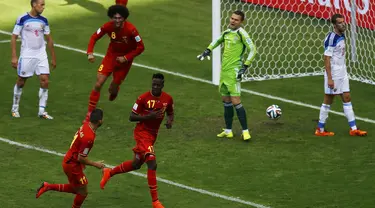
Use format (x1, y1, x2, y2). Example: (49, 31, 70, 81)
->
(38, 88, 48, 115)
(12, 84, 22, 112)
(47, 184, 75, 193)
(235, 103, 248, 130)
(223, 102, 234, 130)
(343, 102, 357, 130)
(88, 90, 100, 113)
(110, 160, 134, 176)
(147, 169, 159, 202)
(72, 193, 87, 208)
(318, 104, 330, 132)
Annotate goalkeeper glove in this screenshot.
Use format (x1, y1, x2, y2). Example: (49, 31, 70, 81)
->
(197, 49, 211, 61)
(237, 65, 249, 81)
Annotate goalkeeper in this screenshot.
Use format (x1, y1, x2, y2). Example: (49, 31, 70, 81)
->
(197, 10, 256, 141)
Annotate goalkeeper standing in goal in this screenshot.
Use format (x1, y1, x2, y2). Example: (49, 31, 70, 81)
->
(197, 10, 256, 141)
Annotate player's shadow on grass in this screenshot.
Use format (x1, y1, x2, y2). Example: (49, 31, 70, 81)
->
(262, 120, 284, 126)
(61, 0, 107, 14)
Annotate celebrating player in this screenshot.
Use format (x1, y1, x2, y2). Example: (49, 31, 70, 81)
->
(100, 73, 173, 208)
(315, 14, 367, 137)
(84, 5, 145, 122)
(197, 10, 256, 141)
(36, 109, 105, 208)
(116, 0, 128, 7)
(10, 0, 56, 119)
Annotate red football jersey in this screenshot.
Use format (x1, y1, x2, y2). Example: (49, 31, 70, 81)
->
(87, 21, 145, 62)
(132, 91, 174, 135)
(63, 123, 96, 165)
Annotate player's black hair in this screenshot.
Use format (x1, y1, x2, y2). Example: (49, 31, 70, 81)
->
(30, 0, 38, 7)
(90, 108, 103, 124)
(233, 10, 245, 21)
(107, 5, 129, 19)
(152, 73, 164, 82)
(331, 14, 344, 24)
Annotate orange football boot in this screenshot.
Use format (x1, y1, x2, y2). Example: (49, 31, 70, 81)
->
(152, 200, 164, 208)
(36, 182, 49, 198)
(315, 128, 335, 136)
(349, 129, 367, 136)
(100, 168, 112, 190)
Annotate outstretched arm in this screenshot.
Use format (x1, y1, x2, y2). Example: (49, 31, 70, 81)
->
(207, 31, 226, 51)
(197, 31, 226, 61)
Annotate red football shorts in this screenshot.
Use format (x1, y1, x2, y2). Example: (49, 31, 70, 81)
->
(97, 55, 133, 85)
(62, 162, 88, 187)
(132, 130, 157, 162)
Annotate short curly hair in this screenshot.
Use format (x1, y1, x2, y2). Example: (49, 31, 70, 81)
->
(152, 73, 165, 82)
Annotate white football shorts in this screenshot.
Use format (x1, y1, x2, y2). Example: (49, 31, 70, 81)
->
(17, 57, 50, 77)
(324, 76, 350, 94)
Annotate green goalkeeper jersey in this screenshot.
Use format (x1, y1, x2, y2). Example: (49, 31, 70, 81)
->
(207, 27, 257, 82)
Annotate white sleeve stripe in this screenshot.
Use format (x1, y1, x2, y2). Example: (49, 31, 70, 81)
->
(12, 25, 22, 35)
(328, 33, 335, 47)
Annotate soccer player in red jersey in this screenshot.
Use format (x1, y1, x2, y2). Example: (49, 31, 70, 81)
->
(116, 0, 128, 7)
(84, 5, 145, 122)
(36, 109, 105, 208)
(100, 73, 174, 208)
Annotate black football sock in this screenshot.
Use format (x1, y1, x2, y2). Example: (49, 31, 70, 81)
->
(223, 102, 234, 130)
(235, 103, 248, 130)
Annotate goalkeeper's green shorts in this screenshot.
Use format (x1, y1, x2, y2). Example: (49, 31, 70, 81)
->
(219, 81, 241, 96)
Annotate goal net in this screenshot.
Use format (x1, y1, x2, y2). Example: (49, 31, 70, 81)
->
(212, 0, 375, 85)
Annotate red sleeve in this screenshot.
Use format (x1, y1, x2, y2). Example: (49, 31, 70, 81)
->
(116, 0, 128, 6)
(87, 23, 109, 54)
(132, 95, 145, 114)
(166, 96, 174, 116)
(78, 136, 94, 157)
(124, 25, 145, 62)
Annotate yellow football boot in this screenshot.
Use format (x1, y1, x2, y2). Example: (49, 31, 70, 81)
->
(217, 129, 234, 138)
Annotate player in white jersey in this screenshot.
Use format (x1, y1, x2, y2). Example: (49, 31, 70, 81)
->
(315, 14, 367, 137)
(10, 0, 56, 119)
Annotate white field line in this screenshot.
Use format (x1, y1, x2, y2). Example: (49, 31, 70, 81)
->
(0, 137, 271, 208)
(0, 39, 20, 43)
(1, 29, 373, 124)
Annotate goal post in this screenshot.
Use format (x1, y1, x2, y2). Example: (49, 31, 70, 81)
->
(212, 0, 221, 86)
(212, 0, 375, 85)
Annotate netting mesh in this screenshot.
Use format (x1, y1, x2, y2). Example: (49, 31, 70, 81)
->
(219, 0, 375, 84)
